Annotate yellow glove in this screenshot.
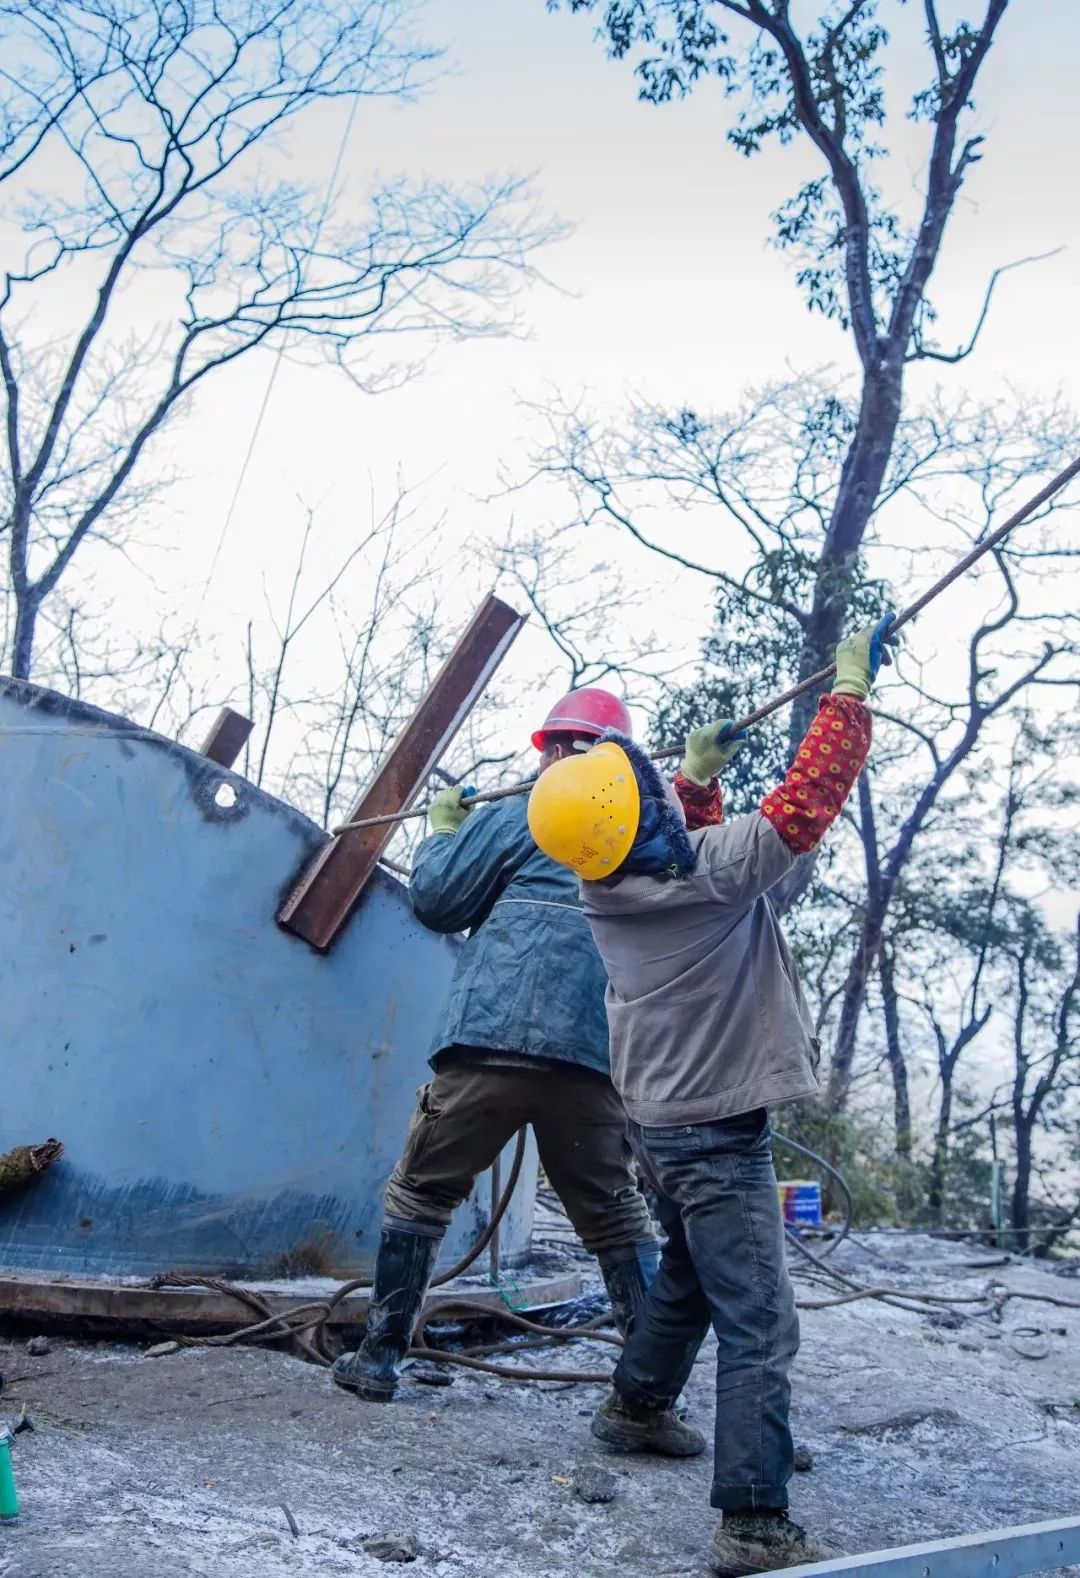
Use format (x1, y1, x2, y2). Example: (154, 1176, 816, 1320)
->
(681, 721, 749, 786)
(833, 613, 899, 700)
(428, 785, 476, 835)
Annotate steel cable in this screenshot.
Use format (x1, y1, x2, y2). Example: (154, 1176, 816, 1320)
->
(340, 455, 1080, 834)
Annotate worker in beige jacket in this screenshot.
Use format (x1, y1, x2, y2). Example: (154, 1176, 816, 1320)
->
(528, 615, 895, 1577)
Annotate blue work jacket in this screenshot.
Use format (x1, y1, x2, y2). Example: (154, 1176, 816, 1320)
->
(409, 794, 611, 1075)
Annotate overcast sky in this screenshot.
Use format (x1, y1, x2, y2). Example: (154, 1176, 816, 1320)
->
(117, 0, 1070, 701)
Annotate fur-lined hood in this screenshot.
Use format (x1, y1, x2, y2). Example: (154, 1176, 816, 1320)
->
(599, 729, 697, 880)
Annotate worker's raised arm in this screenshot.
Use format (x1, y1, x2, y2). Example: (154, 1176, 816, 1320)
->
(671, 718, 749, 829)
(692, 615, 894, 905)
(689, 696, 871, 908)
(758, 693, 871, 854)
(759, 614, 894, 852)
(409, 789, 534, 934)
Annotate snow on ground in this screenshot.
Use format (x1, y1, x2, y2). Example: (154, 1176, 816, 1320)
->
(0, 1235, 1078, 1578)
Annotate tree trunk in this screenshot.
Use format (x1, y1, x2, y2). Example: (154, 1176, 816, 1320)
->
(1011, 1120, 1033, 1253)
(827, 896, 887, 1108)
(11, 592, 38, 680)
(790, 359, 903, 746)
(927, 1071, 954, 1223)
(879, 948, 912, 1159)
(782, 361, 904, 924)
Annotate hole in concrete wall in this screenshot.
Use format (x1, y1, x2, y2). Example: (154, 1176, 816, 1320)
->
(214, 782, 238, 809)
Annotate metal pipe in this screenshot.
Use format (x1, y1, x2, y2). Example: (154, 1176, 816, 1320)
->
(777, 1515, 1080, 1578)
(489, 1152, 502, 1282)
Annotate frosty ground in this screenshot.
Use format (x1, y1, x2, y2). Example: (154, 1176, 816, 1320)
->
(1, 1235, 1078, 1578)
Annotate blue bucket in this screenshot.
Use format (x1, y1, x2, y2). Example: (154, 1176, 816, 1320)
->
(778, 1180, 822, 1228)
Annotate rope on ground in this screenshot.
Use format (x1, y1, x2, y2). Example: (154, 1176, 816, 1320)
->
(785, 1229, 1080, 1322)
(145, 1119, 1080, 1386)
(146, 1243, 1080, 1386)
(144, 1128, 615, 1377)
(408, 1346, 611, 1385)
(144, 1274, 622, 1381)
(851, 1224, 1070, 1245)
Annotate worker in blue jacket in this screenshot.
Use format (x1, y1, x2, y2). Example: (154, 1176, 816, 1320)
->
(331, 688, 704, 1455)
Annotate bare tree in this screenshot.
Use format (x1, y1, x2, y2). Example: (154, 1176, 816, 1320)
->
(0, 0, 553, 679)
(855, 701, 1078, 1226)
(161, 487, 516, 867)
(924, 899, 1080, 1248)
(887, 757, 1022, 1207)
(838, 641, 1006, 1105)
(920, 913, 1000, 1222)
(132, 481, 445, 821)
(514, 380, 1078, 762)
(548, 0, 1021, 746)
(489, 518, 684, 710)
(830, 535, 1079, 1110)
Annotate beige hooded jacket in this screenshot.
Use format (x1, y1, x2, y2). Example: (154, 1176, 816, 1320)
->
(579, 811, 821, 1127)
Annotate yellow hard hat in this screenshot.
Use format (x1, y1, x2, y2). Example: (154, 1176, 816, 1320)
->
(527, 741, 640, 880)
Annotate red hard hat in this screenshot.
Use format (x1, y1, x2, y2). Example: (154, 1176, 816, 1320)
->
(531, 687, 633, 751)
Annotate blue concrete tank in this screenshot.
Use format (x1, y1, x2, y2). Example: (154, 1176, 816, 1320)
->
(0, 678, 536, 1279)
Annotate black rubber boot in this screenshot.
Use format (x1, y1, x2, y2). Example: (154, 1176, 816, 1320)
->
(709, 1512, 836, 1576)
(598, 1243, 660, 1340)
(591, 1386, 706, 1457)
(331, 1217, 442, 1402)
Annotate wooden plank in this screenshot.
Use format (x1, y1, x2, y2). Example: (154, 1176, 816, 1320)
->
(0, 1268, 583, 1339)
(278, 592, 526, 950)
(199, 708, 254, 769)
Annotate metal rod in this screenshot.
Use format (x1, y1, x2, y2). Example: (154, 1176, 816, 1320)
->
(489, 1152, 502, 1282)
(335, 456, 1080, 834)
(777, 1515, 1080, 1578)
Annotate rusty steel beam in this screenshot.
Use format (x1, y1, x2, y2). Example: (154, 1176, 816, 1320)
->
(278, 592, 527, 950)
(199, 708, 254, 769)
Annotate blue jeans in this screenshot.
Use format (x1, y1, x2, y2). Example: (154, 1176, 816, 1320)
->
(613, 1110, 798, 1513)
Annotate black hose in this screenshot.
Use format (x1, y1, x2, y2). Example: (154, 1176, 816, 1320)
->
(431, 1128, 527, 1286)
(772, 1129, 854, 1259)
(150, 1126, 857, 1382)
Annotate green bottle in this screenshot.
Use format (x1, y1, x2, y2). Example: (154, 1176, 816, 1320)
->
(0, 1427, 18, 1522)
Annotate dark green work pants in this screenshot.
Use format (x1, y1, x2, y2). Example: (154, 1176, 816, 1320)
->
(383, 1055, 656, 1256)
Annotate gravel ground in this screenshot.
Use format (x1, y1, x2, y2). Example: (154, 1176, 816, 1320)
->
(0, 1235, 1078, 1578)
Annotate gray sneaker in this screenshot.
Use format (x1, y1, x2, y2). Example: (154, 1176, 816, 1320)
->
(710, 1512, 835, 1575)
(590, 1387, 706, 1458)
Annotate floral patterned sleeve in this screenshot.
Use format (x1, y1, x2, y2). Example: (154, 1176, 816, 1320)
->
(760, 694, 872, 855)
(673, 770, 724, 830)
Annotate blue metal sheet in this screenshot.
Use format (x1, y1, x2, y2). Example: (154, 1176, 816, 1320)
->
(0, 679, 537, 1278)
(781, 1517, 1080, 1578)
